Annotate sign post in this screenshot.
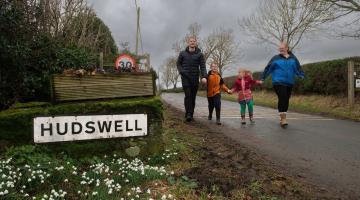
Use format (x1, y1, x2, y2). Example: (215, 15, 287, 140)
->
(348, 61, 355, 106)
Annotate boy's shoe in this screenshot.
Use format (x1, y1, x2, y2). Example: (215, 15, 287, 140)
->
(216, 119, 222, 125)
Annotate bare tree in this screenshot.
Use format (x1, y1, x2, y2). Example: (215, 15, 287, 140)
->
(321, 0, 360, 38)
(208, 28, 240, 75)
(161, 65, 171, 90)
(161, 57, 180, 89)
(239, 0, 336, 50)
(323, 0, 360, 10)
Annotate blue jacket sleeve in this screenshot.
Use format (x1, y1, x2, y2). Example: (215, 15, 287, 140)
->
(293, 55, 305, 79)
(261, 56, 276, 80)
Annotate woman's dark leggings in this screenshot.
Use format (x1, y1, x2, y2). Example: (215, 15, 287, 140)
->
(273, 85, 293, 112)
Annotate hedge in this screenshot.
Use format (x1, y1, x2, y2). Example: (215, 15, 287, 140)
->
(223, 57, 360, 95)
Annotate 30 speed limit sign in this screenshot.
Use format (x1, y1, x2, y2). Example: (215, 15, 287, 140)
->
(115, 54, 137, 72)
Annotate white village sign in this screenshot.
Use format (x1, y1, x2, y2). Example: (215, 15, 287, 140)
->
(34, 114, 147, 143)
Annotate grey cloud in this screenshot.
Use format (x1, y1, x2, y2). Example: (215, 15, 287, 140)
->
(89, 0, 359, 77)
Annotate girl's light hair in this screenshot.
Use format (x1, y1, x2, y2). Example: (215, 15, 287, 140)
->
(238, 68, 253, 78)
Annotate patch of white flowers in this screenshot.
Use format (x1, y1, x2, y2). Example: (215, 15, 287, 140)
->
(0, 149, 179, 199)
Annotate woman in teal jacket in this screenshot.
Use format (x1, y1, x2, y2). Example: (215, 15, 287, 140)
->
(261, 42, 305, 127)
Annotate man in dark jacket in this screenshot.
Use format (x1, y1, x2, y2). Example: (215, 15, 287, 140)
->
(177, 36, 207, 122)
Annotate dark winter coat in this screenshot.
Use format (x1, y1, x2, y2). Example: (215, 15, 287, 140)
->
(176, 46, 207, 87)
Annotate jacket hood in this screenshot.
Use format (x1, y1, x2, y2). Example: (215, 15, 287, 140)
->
(185, 46, 201, 53)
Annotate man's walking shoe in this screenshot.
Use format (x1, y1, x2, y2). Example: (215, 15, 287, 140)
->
(185, 113, 192, 122)
(216, 119, 222, 125)
(280, 113, 288, 127)
(208, 115, 212, 120)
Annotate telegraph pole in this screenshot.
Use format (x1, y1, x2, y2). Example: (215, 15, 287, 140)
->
(135, 6, 140, 55)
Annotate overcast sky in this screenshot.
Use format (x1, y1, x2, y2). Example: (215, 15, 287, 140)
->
(88, 0, 360, 77)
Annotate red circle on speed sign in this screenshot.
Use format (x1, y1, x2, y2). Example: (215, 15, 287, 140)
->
(115, 54, 137, 72)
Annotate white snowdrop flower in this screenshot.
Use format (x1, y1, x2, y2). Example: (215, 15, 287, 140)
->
(161, 194, 167, 200)
(64, 179, 68, 182)
(127, 192, 131, 196)
(72, 171, 77, 175)
(77, 191, 81, 194)
(92, 191, 98, 196)
(24, 193, 29, 197)
(0, 192, 3, 196)
(20, 189, 24, 193)
(147, 189, 151, 194)
(171, 171, 174, 175)
(84, 192, 88, 196)
(168, 194, 173, 199)
(27, 178, 32, 182)
(32, 197, 36, 199)
(149, 198, 154, 200)
(41, 180, 44, 183)
(108, 189, 113, 194)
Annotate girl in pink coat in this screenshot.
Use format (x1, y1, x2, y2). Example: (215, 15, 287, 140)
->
(232, 69, 262, 124)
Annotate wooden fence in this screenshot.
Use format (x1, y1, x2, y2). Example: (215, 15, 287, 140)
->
(51, 72, 155, 102)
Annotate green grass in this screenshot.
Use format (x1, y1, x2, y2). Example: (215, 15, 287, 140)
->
(198, 90, 360, 121)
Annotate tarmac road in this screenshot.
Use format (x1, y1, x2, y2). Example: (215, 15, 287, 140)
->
(162, 92, 360, 198)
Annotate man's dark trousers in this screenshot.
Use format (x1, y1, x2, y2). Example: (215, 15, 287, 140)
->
(183, 85, 199, 118)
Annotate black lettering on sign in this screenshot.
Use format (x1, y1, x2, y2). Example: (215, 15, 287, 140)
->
(114, 120, 123, 132)
(135, 120, 142, 131)
(85, 121, 95, 134)
(98, 121, 112, 133)
(57, 123, 68, 135)
(41, 123, 52, 136)
(126, 120, 133, 131)
(72, 122, 82, 134)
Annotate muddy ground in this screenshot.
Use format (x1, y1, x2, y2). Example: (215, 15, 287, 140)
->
(163, 104, 346, 200)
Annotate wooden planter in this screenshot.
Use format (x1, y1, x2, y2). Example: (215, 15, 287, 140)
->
(51, 72, 155, 102)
